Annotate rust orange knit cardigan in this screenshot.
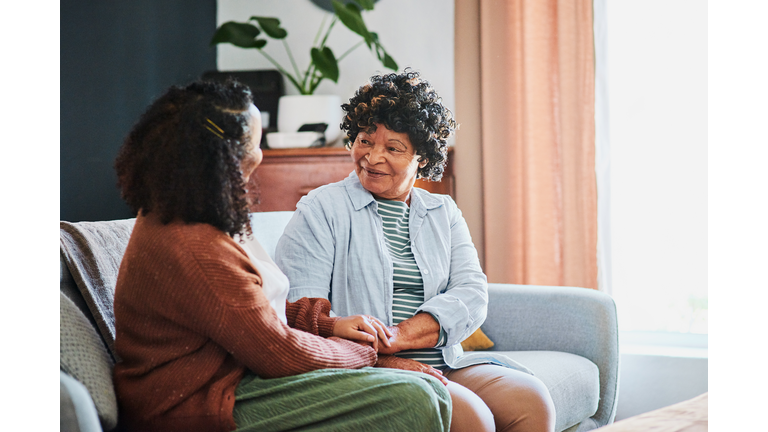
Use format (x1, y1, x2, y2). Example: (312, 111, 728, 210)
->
(113, 213, 376, 432)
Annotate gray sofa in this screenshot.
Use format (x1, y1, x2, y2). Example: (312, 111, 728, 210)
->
(60, 211, 619, 432)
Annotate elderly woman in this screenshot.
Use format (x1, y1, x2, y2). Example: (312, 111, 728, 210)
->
(111, 80, 451, 432)
(275, 71, 556, 432)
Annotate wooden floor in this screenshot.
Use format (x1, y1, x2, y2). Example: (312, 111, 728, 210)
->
(596, 393, 707, 432)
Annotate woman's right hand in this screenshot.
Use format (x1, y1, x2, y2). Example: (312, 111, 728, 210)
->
(375, 355, 449, 386)
(332, 314, 392, 352)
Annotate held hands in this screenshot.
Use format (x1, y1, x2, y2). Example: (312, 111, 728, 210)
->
(332, 314, 393, 352)
(339, 313, 448, 385)
(376, 325, 404, 355)
(332, 316, 405, 355)
(377, 312, 441, 355)
(333, 312, 441, 354)
(375, 355, 449, 386)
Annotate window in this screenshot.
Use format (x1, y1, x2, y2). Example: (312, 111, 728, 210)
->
(603, 0, 707, 338)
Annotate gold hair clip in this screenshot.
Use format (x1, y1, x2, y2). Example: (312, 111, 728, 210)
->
(204, 118, 225, 139)
(206, 118, 224, 133)
(205, 125, 224, 139)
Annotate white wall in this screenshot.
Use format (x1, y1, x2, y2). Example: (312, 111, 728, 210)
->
(615, 354, 707, 421)
(216, 0, 454, 116)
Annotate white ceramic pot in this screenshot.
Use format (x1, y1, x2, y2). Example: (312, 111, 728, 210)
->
(277, 95, 343, 145)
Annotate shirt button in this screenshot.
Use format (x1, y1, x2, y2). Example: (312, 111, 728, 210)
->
(423, 269, 429, 275)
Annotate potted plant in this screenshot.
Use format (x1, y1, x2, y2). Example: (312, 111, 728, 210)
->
(211, 0, 398, 146)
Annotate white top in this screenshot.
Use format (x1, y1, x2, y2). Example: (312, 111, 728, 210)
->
(234, 234, 290, 324)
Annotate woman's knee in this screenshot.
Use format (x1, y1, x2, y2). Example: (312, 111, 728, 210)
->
(447, 366, 556, 432)
(446, 381, 494, 432)
(497, 373, 556, 432)
(518, 375, 556, 421)
(389, 375, 452, 432)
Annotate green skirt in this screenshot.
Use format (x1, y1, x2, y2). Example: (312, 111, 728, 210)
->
(233, 367, 451, 432)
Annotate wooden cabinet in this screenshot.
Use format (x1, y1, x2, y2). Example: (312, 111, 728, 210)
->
(248, 147, 455, 212)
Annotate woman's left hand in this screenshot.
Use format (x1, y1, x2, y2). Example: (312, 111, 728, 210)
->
(333, 315, 393, 351)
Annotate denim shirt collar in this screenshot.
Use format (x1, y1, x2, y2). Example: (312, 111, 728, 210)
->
(344, 172, 375, 211)
(344, 171, 444, 213)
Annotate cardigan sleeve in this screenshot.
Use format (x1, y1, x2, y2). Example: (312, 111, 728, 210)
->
(186, 236, 376, 379)
(285, 297, 339, 338)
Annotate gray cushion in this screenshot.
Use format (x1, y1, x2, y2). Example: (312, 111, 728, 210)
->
(498, 351, 599, 432)
(60, 292, 118, 430)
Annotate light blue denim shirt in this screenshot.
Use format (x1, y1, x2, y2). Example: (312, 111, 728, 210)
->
(276, 172, 533, 373)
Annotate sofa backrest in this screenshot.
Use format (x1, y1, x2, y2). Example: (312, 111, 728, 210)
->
(248, 211, 295, 259)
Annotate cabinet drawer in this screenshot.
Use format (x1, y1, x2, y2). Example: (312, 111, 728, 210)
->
(248, 147, 454, 212)
(250, 150, 353, 211)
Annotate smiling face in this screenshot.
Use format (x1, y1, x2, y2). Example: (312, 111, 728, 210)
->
(351, 124, 427, 202)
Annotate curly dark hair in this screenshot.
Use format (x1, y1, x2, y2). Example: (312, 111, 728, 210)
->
(341, 69, 458, 181)
(114, 80, 255, 237)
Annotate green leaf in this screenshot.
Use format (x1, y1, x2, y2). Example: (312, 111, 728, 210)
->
(311, 47, 339, 82)
(249, 16, 288, 39)
(352, 0, 375, 11)
(210, 21, 266, 48)
(381, 52, 398, 70)
(368, 32, 396, 70)
(332, 0, 374, 45)
(371, 37, 384, 59)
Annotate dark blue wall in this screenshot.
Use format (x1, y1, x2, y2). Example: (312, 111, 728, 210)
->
(61, 0, 217, 222)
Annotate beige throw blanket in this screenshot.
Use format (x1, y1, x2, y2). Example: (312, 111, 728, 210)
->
(60, 219, 136, 361)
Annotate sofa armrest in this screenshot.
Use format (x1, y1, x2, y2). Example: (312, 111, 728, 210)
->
(61, 370, 103, 432)
(481, 283, 619, 428)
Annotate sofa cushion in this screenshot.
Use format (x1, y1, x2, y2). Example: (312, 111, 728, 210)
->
(497, 351, 599, 432)
(60, 292, 118, 430)
(461, 328, 495, 351)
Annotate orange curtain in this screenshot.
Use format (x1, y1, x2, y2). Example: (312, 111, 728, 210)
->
(464, 0, 597, 288)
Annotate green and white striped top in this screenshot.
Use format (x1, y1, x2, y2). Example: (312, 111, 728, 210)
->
(375, 198, 448, 370)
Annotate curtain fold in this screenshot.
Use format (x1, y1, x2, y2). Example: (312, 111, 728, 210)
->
(478, 0, 597, 288)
